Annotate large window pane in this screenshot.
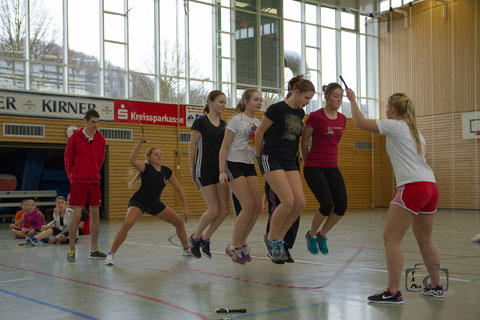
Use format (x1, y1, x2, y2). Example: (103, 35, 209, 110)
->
(0, 59, 25, 89)
(321, 7, 336, 28)
(219, 33, 231, 58)
(261, 0, 279, 15)
(220, 8, 231, 32)
(341, 31, 357, 93)
(262, 89, 281, 110)
(236, 0, 256, 12)
(321, 28, 336, 84)
(341, 12, 355, 30)
(306, 47, 318, 70)
(0, 0, 26, 59)
(68, 0, 99, 67)
(105, 70, 126, 98)
(104, 14, 125, 43)
(261, 16, 280, 88)
(236, 11, 257, 85)
(31, 63, 64, 92)
(129, 0, 154, 74)
(105, 42, 125, 70)
(305, 3, 317, 24)
(189, 3, 213, 80)
(283, 20, 301, 82)
(129, 73, 155, 101)
(160, 77, 186, 104)
(68, 67, 100, 96)
(160, 0, 184, 78)
(104, 0, 124, 13)
(306, 25, 317, 47)
(189, 80, 212, 105)
(283, 0, 300, 21)
(30, 0, 63, 63)
(306, 71, 319, 112)
(218, 58, 232, 83)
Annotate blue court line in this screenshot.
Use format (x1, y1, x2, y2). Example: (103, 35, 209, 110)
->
(231, 298, 357, 318)
(0, 289, 100, 320)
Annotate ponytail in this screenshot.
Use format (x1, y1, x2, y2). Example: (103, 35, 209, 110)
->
(127, 147, 160, 188)
(204, 90, 225, 115)
(388, 93, 423, 158)
(286, 74, 315, 99)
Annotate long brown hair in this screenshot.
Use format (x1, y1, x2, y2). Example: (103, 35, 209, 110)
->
(203, 90, 225, 114)
(127, 147, 160, 188)
(388, 93, 423, 157)
(286, 75, 315, 99)
(322, 82, 343, 99)
(233, 88, 259, 116)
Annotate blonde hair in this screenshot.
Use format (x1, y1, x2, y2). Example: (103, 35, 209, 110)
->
(127, 147, 160, 188)
(388, 93, 423, 157)
(234, 89, 259, 116)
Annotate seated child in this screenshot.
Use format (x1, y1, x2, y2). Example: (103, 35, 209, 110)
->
(26, 196, 73, 245)
(9, 199, 28, 238)
(13, 199, 45, 239)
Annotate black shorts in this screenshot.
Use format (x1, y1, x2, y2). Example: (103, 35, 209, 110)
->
(195, 168, 219, 188)
(225, 161, 257, 181)
(259, 154, 299, 175)
(52, 227, 69, 238)
(128, 199, 166, 216)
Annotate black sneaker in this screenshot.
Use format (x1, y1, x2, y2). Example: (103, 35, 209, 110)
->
(89, 249, 107, 260)
(200, 238, 212, 258)
(421, 284, 445, 298)
(284, 247, 294, 263)
(189, 234, 202, 259)
(367, 289, 404, 304)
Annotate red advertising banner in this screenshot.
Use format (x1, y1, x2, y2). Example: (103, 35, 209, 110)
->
(114, 100, 186, 127)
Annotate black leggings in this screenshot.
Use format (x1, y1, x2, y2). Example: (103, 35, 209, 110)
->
(304, 167, 347, 216)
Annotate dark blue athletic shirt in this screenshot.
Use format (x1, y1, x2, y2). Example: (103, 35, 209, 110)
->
(130, 164, 172, 205)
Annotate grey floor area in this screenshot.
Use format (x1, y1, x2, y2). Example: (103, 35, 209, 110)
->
(1, 209, 479, 320)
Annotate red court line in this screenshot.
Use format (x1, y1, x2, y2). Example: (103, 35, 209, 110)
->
(0, 263, 211, 320)
(189, 245, 366, 290)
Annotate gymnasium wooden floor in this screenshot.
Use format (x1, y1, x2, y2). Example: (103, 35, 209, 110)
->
(1, 209, 479, 319)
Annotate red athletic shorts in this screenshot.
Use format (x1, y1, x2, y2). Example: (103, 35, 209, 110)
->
(69, 183, 102, 207)
(391, 181, 439, 215)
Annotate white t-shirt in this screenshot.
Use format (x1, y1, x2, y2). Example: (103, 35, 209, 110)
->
(226, 113, 260, 164)
(376, 119, 436, 187)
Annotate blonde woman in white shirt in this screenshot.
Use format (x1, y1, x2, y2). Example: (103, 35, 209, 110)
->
(219, 89, 262, 264)
(349, 90, 443, 304)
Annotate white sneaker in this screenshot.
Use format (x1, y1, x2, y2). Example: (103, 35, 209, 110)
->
(471, 234, 480, 243)
(182, 248, 193, 256)
(105, 252, 114, 265)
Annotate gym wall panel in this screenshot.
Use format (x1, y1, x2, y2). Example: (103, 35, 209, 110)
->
(377, 0, 480, 209)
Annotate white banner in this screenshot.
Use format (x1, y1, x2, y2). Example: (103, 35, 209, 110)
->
(186, 106, 205, 127)
(0, 90, 114, 121)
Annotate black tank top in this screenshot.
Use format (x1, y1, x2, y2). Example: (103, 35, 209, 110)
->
(131, 164, 172, 204)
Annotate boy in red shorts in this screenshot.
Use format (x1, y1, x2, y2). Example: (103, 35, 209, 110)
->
(64, 109, 106, 262)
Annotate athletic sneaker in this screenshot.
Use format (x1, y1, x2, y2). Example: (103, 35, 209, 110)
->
(26, 236, 38, 246)
(316, 232, 329, 255)
(421, 284, 445, 298)
(278, 240, 288, 261)
(471, 234, 480, 243)
(182, 248, 193, 257)
(105, 252, 114, 266)
(188, 234, 202, 259)
(367, 289, 404, 304)
(241, 244, 252, 262)
(200, 238, 212, 258)
(89, 248, 107, 260)
(67, 250, 76, 262)
(225, 244, 246, 265)
(305, 231, 319, 254)
(284, 247, 294, 263)
(263, 234, 284, 264)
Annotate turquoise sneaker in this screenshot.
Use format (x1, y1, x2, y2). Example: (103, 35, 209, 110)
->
(305, 231, 319, 254)
(316, 233, 329, 255)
